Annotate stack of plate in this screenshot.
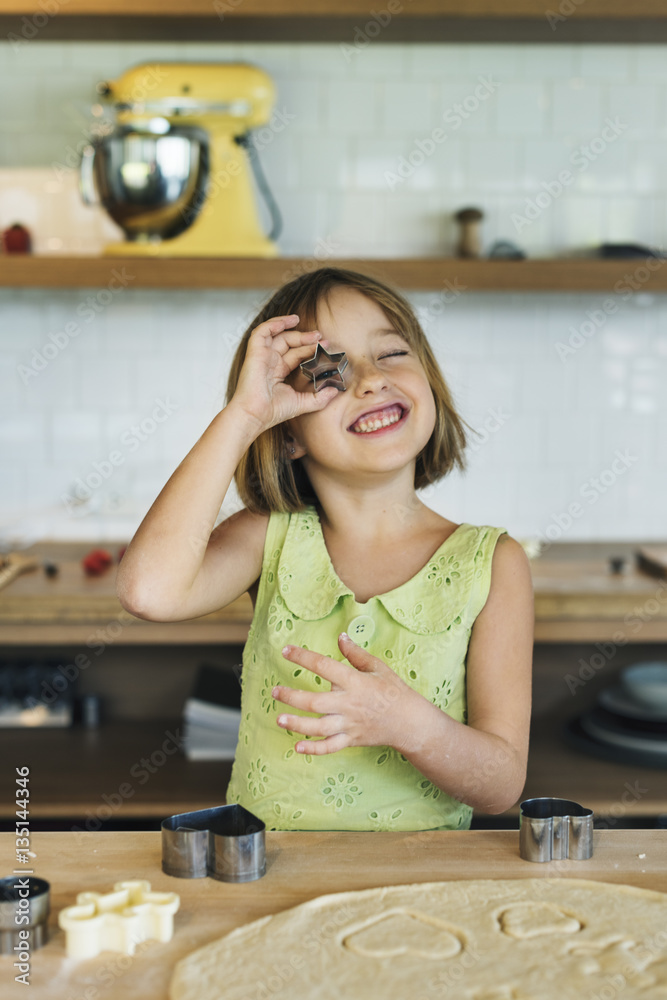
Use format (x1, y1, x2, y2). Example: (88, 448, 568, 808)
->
(565, 663, 667, 768)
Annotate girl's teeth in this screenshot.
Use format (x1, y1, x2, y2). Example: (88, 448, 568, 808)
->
(353, 408, 403, 433)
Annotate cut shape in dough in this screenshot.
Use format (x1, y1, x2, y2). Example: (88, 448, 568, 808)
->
(342, 909, 463, 959)
(496, 901, 581, 939)
(170, 878, 667, 1000)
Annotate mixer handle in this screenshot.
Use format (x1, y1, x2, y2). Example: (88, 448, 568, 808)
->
(235, 132, 283, 243)
(79, 144, 99, 206)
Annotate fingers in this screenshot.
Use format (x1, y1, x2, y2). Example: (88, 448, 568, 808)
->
(281, 645, 350, 686)
(277, 712, 343, 737)
(295, 734, 349, 755)
(255, 314, 320, 349)
(261, 313, 300, 334)
(296, 386, 340, 413)
(272, 684, 333, 714)
(280, 331, 322, 352)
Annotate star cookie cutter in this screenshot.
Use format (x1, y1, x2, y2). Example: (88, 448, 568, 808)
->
(299, 342, 348, 392)
(519, 797, 594, 863)
(161, 804, 266, 882)
(57, 880, 180, 959)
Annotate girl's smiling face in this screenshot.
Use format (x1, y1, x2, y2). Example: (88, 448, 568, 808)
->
(285, 287, 437, 483)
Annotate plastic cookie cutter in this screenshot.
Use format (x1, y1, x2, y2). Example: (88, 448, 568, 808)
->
(0, 876, 50, 955)
(519, 797, 594, 863)
(161, 803, 266, 882)
(58, 879, 180, 959)
(299, 342, 348, 392)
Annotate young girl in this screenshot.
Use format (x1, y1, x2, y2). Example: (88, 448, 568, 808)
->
(117, 267, 534, 833)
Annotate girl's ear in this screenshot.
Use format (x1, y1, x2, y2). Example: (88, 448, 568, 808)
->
(284, 434, 306, 460)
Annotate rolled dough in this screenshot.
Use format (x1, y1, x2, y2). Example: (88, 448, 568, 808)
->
(169, 878, 667, 1000)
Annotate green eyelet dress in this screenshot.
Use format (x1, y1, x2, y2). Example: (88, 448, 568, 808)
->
(225, 504, 508, 832)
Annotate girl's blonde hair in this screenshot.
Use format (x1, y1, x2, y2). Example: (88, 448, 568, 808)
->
(226, 267, 470, 513)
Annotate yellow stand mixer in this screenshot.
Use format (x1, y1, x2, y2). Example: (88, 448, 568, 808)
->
(80, 63, 280, 257)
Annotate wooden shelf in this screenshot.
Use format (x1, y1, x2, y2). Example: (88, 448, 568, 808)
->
(2, 255, 666, 293)
(3, 1, 667, 17)
(2, 540, 667, 644)
(3, 6, 667, 42)
(3, 1, 667, 41)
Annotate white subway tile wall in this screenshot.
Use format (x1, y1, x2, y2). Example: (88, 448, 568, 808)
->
(0, 41, 665, 541)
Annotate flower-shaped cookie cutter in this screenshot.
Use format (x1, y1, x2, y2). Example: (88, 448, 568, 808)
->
(58, 879, 180, 959)
(299, 342, 348, 392)
(161, 803, 266, 882)
(519, 797, 594, 863)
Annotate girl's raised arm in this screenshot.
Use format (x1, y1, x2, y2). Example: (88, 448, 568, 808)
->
(116, 315, 337, 622)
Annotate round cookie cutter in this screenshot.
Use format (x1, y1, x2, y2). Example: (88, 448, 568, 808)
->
(0, 876, 50, 954)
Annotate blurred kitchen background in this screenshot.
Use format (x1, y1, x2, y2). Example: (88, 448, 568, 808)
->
(1, 9, 666, 830)
(1, 38, 666, 541)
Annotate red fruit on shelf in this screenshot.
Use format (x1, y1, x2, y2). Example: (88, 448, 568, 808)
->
(82, 548, 113, 576)
(2, 223, 32, 254)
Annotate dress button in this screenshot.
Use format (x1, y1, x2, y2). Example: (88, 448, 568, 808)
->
(347, 615, 375, 643)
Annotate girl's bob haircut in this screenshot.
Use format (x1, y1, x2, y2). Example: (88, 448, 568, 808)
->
(226, 266, 470, 514)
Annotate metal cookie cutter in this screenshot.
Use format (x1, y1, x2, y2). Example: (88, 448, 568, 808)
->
(299, 342, 348, 392)
(161, 804, 266, 883)
(519, 797, 594, 863)
(0, 876, 50, 954)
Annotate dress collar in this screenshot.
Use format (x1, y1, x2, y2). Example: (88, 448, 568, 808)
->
(276, 505, 477, 634)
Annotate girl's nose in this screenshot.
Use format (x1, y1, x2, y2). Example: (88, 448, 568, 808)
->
(348, 358, 389, 394)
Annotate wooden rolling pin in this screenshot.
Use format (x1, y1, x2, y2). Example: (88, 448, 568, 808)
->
(0, 552, 39, 592)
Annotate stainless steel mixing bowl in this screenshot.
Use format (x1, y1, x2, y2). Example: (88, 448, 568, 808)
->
(80, 124, 209, 241)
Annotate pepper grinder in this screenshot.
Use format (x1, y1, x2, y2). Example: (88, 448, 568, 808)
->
(454, 207, 484, 258)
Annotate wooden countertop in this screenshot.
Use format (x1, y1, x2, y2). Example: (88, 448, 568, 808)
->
(0, 829, 665, 1000)
(2, 539, 667, 643)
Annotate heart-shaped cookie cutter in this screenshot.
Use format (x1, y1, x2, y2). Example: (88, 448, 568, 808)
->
(519, 797, 594, 863)
(161, 804, 266, 882)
